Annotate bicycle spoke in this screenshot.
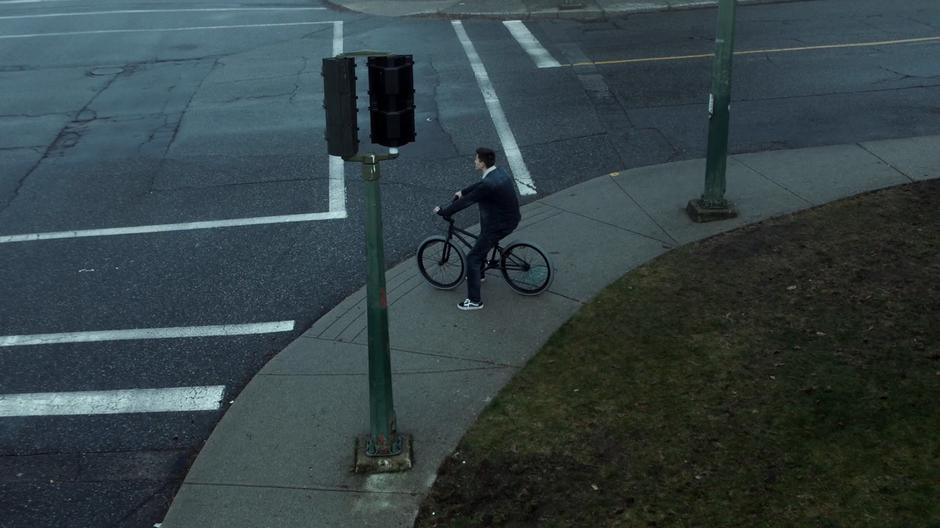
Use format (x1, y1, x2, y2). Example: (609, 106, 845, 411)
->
(417, 237, 465, 290)
(434, 261, 459, 281)
(501, 243, 552, 295)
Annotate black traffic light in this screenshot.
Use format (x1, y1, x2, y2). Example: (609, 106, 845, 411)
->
(367, 55, 415, 148)
(322, 57, 359, 158)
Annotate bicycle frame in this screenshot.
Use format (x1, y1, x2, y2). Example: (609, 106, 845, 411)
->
(442, 219, 502, 270)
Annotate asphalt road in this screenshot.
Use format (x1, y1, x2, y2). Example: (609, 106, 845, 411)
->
(1, 0, 938, 525)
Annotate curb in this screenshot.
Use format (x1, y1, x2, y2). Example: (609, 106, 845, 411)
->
(322, 0, 809, 20)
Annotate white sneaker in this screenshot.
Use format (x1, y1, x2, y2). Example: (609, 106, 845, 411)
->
(457, 298, 484, 311)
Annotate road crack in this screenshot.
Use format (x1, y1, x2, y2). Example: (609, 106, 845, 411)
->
(221, 91, 296, 104)
(161, 58, 220, 159)
(0, 71, 123, 215)
(0, 112, 71, 119)
(426, 55, 461, 156)
(877, 65, 940, 83)
(150, 176, 319, 193)
(289, 56, 310, 105)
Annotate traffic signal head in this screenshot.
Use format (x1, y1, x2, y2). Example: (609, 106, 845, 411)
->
(367, 55, 416, 148)
(322, 57, 359, 158)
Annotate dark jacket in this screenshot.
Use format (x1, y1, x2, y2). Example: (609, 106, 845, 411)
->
(439, 167, 521, 234)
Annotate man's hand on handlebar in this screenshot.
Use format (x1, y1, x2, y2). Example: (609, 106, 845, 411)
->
(432, 206, 453, 222)
(432, 190, 461, 216)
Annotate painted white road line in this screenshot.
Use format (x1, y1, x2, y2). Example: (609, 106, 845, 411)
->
(328, 21, 348, 215)
(0, 321, 295, 347)
(0, 21, 335, 40)
(0, 8, 327, 20)
(0, 0, 80, 4)
(0, 386, 226, 417)
(0, 7, 328, 20)
(333, 20, 343, 56)
(0, 211, 345, 244)
(329, 156, 347, 215)
(452, 21, 537, 196)
(502, 20, 561, 68)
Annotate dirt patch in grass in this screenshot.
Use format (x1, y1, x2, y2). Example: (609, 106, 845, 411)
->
(414, 180, 940, 528)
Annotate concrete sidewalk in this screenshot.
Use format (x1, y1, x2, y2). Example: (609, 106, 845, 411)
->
(160, 134, 940, 528)
(325, 0, 797, 18)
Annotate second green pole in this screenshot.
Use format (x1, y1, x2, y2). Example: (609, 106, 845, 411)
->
(688, 0, 739, 222)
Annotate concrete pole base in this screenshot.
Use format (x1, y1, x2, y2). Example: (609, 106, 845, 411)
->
(686, 199, 738, 223)
(353, 434, 414, 474)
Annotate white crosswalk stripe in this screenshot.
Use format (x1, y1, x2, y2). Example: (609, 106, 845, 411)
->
(0, 321, 296, 347)
(0, 21, 336, 40)
(0, 213, 346, 245)
(503, 20, 562, 68)
(0, 386, 226, 417)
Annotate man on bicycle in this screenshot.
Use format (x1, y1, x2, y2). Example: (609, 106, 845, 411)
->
(433, 147, 521, 311)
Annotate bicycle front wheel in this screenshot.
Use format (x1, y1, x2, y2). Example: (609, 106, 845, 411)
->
(416, 236, 466, 290)
(500, 242, 553, 295)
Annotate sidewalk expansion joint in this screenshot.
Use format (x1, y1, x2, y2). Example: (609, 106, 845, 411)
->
(183, 481, 420, 496)
(390, 344, 523, 368)
(605, 174, 680, 245)
(519, 208, 566, 232)
(299, 336, 523, 368)
(541, 193, 676, 247)
(545, 289, 587, 306)
(856, 142, 916, 183)
(730, 156, 815, 205)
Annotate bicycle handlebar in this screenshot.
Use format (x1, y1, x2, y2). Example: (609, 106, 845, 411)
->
(437, 195, 459, 223)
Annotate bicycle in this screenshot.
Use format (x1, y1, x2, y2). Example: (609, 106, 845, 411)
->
(416, 216, 554, 295)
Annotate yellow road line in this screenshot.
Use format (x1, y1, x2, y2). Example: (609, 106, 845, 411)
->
(571, 35, 940, 67)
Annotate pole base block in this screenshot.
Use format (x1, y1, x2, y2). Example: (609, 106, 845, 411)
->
(686, 199, 738, 223)
(353, 434, 414, 474)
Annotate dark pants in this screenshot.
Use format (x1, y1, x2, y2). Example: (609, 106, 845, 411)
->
(466, 228, 511, 303)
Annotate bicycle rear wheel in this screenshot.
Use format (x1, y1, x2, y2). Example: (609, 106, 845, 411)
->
(416, 236, 466, 290)
(500, 241, 553, 295)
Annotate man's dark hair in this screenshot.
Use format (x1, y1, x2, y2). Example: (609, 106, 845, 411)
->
(476, 147, 496, 168)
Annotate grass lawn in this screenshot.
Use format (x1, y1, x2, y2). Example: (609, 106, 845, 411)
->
(414, 180, 940, 528)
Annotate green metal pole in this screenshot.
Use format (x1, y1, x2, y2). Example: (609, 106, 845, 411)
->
(362, 155, 400, 457)
(687, 0, 739, 222)
(703, 0, 737, 207)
